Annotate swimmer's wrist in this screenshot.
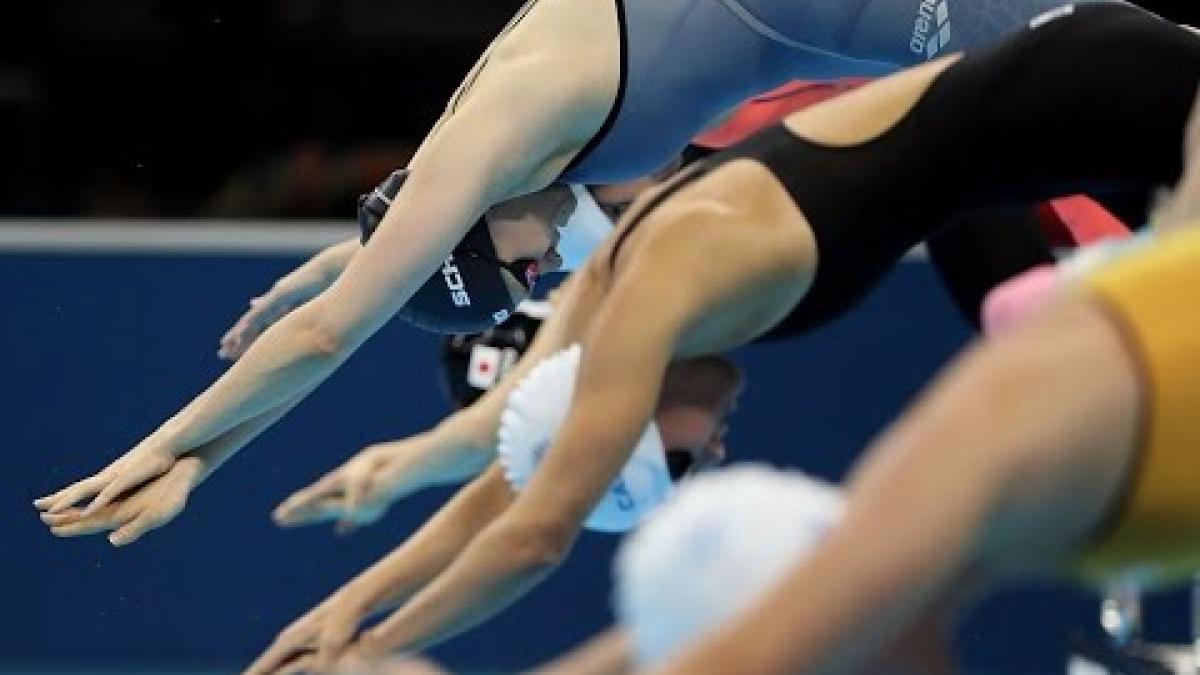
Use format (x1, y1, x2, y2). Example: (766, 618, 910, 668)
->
(343, 568, 406, 618)
(336, 579, 387, 618)
(149, 413, 194, 457)
(439, 407, 499, 455)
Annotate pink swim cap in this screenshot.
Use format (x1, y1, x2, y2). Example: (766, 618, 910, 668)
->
(981, 264, 1062, 335)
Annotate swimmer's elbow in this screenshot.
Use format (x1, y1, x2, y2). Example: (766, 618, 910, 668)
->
(503, 517, 577, 571)
(289, 302, 354, 359)
(301, 325, 346, 358)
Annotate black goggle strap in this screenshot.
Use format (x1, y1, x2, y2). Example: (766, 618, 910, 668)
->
(665, 449, 697, 482)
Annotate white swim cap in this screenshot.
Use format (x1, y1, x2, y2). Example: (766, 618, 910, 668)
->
(497, 344, 674, 533)
(615, 465, 844, 667)
(557, 185, 614, 271)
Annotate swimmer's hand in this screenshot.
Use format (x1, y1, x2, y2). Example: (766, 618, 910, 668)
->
(34, 429, 184, 524)
(36, 453, 203, 546)
(246, 584, 386, 675)
(219, 237, 360, 361)
(273, 420, 494, 534)
(272, 444, 398, 534)
(35, 395, 295, 543)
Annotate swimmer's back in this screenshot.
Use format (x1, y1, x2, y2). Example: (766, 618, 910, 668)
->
(560, 0, 1108, 183)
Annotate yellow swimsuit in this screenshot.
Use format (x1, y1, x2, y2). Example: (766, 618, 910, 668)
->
(1074, 226, 1200, 587)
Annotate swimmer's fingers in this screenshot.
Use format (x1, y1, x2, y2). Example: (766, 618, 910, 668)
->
(107, 500, 178, 547)
(274, 474, 348, 527)
(219, 303, 270, 360)
(277, 452, 389, 531)
(45, 507, 131, 538)
(274, 496, 346, 528)
(40, 506, 104, 528)
(273, 652, 317, 675)
(334, 474, 374, 536)
(221, 267, 325, 360)
(109, 461, 197, 546)
(50, 519, 125, 538)
(35, 473, 109, 513)
(43, 466, 192, 545)
(220, 295, 287, 361)
(39, 508, 85, 527)
(83, 450, 175, 517)
(245, 640, 306, 675)
(246, 616, 324, 675)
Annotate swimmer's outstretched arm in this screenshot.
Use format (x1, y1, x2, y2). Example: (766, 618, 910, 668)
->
(647, 299, 1140, 675)
(35, 63, 591, 533)
(345, 264, 696, 659)
(38, 385, 316, 545)
(271, 425, 496, 533)
(245, 464, 515, 675)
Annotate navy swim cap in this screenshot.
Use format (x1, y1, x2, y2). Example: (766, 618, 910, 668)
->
(358, 170, 541, 334)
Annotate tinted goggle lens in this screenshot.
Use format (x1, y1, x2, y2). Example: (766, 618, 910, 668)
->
(665, 449, 696, 482)
(458, 249, 540, 291)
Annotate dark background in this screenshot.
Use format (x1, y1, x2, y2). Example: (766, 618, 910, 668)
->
(3, 0, 1193, 219)
(0, 0, 527, 218)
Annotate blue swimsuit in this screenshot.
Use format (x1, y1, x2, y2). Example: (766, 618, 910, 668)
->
(558, 0, 1110, 184)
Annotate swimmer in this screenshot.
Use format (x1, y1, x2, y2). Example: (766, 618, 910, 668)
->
(38, 3, 1200, 662)
(647, 100, 1200, 675)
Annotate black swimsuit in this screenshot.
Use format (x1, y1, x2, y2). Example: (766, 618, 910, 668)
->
(611, 3, 1200, 340)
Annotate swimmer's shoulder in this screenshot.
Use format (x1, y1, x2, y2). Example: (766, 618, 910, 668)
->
(609, 159, 816, 303)
(493, 0, 619, 59)
(485, 0, 620, 101)
(438, 0, 621, 186)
